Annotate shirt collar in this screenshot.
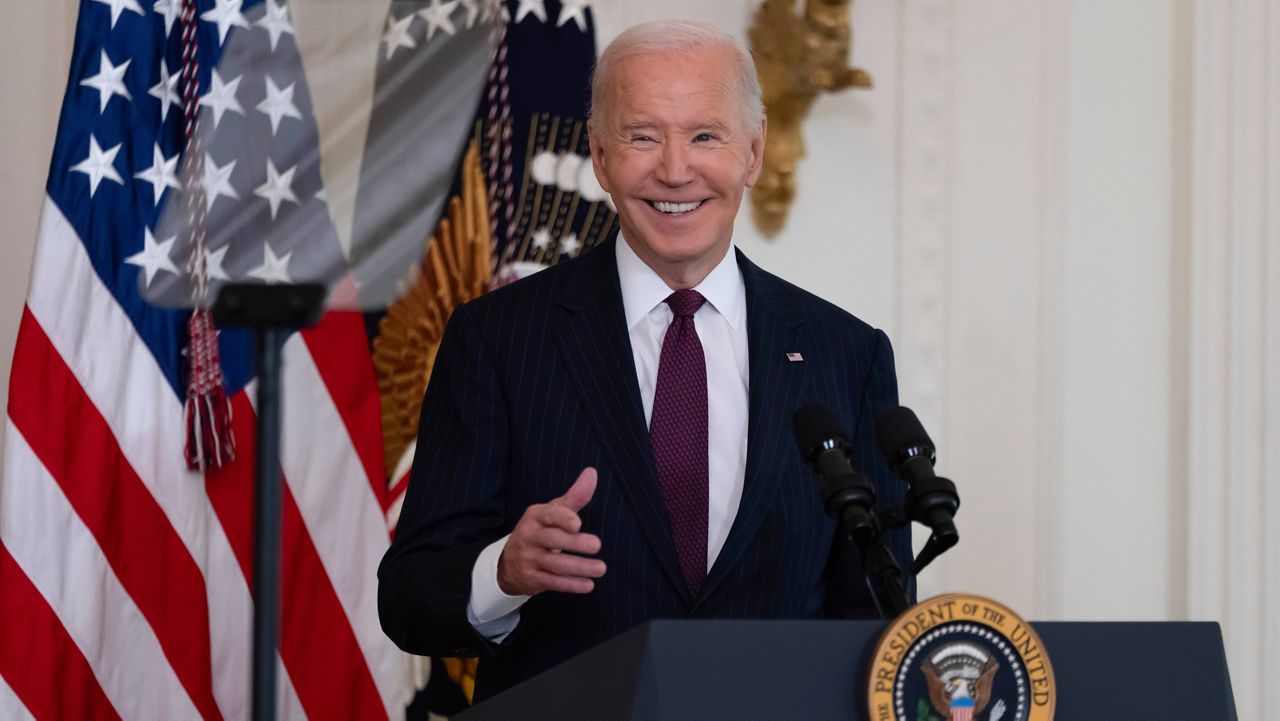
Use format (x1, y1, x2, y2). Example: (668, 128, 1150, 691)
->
(615, 233, 745, 332)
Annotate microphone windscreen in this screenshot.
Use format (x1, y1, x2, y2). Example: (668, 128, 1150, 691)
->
(792, 402, 847, 454)
(874, 406, 934, 459)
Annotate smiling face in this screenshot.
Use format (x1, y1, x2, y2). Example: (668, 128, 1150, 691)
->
(589, 45, 766, 289)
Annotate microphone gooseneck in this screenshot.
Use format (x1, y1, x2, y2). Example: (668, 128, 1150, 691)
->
(792, 402, 878, 546)
(874, 406, 961, 574)
(792, 402, 910, 618)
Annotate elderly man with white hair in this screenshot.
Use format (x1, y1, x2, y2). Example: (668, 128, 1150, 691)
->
(379, 19, 911, 701)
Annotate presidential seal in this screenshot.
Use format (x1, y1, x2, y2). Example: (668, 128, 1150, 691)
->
(868, 594, 1055, 721)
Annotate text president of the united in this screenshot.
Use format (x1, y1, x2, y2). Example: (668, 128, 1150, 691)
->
(378, 19, 912, 701)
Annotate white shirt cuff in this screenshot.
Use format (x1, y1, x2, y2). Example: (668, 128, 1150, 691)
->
(467, 535, 529, 641)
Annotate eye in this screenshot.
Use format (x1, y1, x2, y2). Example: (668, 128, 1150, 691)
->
(694, 133, 716, 142)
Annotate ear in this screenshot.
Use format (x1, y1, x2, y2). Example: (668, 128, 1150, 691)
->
(745, 116, 767, 187)
(587, 122, 612, 194)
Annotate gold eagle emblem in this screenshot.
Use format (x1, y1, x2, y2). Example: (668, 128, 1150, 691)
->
(373, 138, 493, 490)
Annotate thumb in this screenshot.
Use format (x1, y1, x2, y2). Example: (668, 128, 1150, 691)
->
(553, 467, 597, 513)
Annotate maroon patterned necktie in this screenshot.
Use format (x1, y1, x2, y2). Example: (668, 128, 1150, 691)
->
(649, 289, 709, 595)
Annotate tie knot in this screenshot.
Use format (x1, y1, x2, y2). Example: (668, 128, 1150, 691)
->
(665, 289, 706, 319)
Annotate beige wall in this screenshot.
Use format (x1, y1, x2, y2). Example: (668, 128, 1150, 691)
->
(3, 1, 1276, 718)
(0, 1, 77, 424)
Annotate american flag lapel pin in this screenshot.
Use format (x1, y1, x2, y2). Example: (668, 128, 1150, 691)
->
(786, 352, 804, 363)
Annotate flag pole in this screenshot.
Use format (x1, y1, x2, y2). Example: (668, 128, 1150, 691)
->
(214, 283, 326, 721)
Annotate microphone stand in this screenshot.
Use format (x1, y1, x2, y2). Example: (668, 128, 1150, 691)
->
(213, 283, 325, 721)
(827, 490, 911, 619)
(848, 476, 960, 619)
(852, 524, 911, 620)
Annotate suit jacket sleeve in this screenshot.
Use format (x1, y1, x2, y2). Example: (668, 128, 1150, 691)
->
(824, 328, 917, 617)
(378, 300, 511, 657)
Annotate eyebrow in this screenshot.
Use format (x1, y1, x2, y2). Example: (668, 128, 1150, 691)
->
(692, 121, 733, 134)
(619, 119, 735, 134)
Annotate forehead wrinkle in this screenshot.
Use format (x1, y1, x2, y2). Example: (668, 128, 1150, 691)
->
(600, 50, 757, 137)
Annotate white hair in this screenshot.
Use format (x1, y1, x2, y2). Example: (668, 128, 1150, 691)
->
(589, 20, 765, 131)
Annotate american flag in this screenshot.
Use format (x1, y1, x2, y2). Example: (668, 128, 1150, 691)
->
(0, 0, 427, 718)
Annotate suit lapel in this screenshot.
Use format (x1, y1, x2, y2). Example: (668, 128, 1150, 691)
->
(550, 241, 691, 602)
(698, 249, 809, 604)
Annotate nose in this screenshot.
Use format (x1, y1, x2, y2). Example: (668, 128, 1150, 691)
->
(656, 142, 693, 186)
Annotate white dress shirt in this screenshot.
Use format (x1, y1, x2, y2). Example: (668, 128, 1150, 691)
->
(467, 236, 750, 639)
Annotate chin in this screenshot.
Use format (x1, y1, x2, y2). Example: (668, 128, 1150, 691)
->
(645, 234, 719, 261)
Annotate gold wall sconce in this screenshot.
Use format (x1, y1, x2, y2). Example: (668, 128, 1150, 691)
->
(748, 0, 872, 237)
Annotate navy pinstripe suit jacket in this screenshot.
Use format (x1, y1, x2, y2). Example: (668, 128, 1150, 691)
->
(378, 238, 911, 700)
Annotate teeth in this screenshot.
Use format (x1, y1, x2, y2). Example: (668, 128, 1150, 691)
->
(652, 200, 701, 214)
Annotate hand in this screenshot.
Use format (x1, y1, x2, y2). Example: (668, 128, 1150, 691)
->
(497, 467, 607, 597)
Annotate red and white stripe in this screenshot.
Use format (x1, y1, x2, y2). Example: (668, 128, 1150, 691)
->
(0, 673, 37, 721)
(0, 199, 410, 719)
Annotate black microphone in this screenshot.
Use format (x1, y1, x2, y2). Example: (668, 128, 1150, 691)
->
(792, 402, 878, 546)
(875, 406, 960, 572)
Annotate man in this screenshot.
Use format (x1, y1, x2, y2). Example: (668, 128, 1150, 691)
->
(378, 20, 911, 701)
